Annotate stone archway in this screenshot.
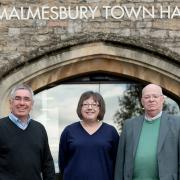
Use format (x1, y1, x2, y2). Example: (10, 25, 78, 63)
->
(0, 42, 179, 116)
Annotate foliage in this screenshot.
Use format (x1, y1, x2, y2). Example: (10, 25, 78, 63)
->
(113, 84, 143, 132)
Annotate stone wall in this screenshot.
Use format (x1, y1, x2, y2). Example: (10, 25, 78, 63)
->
(0, 0, 180, 79)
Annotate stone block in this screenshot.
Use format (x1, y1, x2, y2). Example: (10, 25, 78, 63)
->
(8, 28, 20, 36)
(153, 19, 180, 30)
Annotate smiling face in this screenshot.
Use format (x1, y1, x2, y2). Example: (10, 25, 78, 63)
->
(81, 96, 100, 122)
(141, 84, 164, 118)
(9, 89, 33, 122)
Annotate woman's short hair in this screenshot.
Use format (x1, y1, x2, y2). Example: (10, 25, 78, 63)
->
(76, 91, 105, 121)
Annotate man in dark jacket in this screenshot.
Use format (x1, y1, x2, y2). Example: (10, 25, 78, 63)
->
(115, 83, 180, 180)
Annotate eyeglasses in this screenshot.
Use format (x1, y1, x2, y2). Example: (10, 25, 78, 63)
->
(13, 96, 32, 102)
(142, 94, 163, 100)
(82, 103, 99, 109)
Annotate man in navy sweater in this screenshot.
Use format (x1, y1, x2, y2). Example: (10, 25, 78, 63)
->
(0, 84, 56, 180)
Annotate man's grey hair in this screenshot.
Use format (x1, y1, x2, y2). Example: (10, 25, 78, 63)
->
(10, 84, 34, 101)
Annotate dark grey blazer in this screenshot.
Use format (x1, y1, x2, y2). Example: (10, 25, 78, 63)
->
(114, 112, 180, 180)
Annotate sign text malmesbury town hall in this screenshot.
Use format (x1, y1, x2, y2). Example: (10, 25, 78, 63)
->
(0, 5, 180, 20)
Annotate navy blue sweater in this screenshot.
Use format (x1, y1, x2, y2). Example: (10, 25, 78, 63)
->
(0, 117, 55, 180)
(59, 122, 119, 180)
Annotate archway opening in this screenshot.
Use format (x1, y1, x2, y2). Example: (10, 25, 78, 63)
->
(31, 72, 180, 174)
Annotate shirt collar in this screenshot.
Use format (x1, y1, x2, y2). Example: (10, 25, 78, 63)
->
(145, 111, 162, 121)
(9, 112, 32, 130)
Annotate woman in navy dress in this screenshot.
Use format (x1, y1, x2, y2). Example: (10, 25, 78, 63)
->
(58, 91, 119, 180)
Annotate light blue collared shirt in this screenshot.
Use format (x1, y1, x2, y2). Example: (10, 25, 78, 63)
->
(9, 113, 32, 130)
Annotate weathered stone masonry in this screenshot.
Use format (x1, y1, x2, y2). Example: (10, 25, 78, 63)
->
(0, 0, 179, 115)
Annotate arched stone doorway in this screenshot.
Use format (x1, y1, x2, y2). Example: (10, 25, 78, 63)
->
(0, 41, 179, 115)
(0, 41, 179, 178)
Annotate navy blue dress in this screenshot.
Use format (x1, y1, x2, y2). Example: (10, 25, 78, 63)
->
(59, 122, 119, 180)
